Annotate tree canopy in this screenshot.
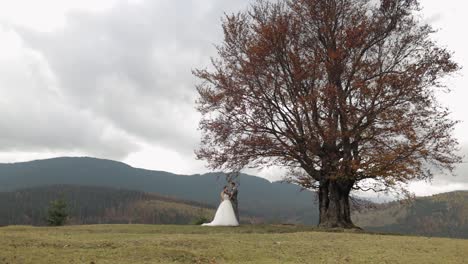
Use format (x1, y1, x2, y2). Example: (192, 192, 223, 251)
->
(194, 0, 460, 228)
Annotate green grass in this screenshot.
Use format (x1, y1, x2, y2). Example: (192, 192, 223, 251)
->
(0, 225, 467, 264)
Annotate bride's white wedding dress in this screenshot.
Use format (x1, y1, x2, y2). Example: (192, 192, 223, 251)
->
(202, 193, 239, 226)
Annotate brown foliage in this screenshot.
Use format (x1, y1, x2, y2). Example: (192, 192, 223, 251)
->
(194, 0, 460, 227)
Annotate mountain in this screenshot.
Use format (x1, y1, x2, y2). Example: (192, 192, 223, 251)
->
(352, 191, 468, 238)
(0, 157, 318, 224)
(2, 157, 467, 238)
(0, 185, 214, 226)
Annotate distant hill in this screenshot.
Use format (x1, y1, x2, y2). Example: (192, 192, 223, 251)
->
(2, 157, 467, 238)
(0, 185, 215, 226)
(352, 191, 468, 239)
(0, 157, 318, 224)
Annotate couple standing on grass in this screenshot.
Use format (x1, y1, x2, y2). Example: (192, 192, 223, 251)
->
(202, 181, 239, 226)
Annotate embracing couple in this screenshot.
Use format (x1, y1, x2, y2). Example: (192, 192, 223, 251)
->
(202, 181, 239, 226)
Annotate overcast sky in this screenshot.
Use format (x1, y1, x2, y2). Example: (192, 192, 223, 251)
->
(0, 0, 467, 197)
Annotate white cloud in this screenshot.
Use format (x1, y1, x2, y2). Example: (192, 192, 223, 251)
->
(124, 142, 207, 175)
(0, 0, 252, 173)
(0, 25, 138, 159)
(419, 0, 468, 144)
(0, 0, 120, 32)
(408, 181, 468, 197)
(0, 0, 466, 197)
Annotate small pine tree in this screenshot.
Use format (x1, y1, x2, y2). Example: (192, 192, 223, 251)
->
(192, 216, 209, 225)
(47, 199, 68, 226)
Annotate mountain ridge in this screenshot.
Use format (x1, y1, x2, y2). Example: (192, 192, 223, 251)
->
(0, 184, 215, 226)
(352, 190, 468, 238)
(0, 156, 318, 224)
(2, 156, 468, 238)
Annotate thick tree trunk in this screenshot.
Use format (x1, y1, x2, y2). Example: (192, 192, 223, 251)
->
(318, 179, 357, 229)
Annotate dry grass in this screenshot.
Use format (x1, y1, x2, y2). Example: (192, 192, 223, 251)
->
(0, 224, 467, 264)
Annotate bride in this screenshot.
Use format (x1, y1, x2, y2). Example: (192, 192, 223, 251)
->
(202, 186, 239, 226)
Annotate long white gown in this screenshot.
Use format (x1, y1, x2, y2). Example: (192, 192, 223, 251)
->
(202, 193, 239, 226)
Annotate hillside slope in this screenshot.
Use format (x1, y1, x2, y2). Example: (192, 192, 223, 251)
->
(0, 157, 317, 224)
(2, 157, 468, 239)
(353, 191, 468, 238)
(0, 185, 214, 226)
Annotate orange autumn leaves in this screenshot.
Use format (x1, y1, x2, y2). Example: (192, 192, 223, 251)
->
(194, 0, 460, 194)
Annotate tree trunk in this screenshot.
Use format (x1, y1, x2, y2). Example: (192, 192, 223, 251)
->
(318, 179, 357, 229)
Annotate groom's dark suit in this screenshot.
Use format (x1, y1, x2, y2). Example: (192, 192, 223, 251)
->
(230, 186, 239, 222)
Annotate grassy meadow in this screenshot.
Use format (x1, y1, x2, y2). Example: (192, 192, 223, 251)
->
(0, 224, 467, 264)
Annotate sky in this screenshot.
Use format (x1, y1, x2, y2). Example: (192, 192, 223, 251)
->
(0, 0, 467, 198)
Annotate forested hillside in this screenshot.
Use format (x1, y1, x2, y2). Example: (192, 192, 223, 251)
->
(353, 191, 468, 238)
(0, 157, 318, 224)
(1, 158, 467, 239)
(0, 185, 214, 226)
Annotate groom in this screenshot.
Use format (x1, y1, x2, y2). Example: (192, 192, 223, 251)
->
(229, 182, 239, 222)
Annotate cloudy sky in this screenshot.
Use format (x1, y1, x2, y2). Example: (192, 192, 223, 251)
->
(0, 0, 467, 197)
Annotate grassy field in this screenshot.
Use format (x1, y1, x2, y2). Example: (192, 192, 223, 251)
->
(0, 225, 467, 264)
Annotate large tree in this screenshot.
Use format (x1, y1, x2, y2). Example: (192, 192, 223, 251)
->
(194, 0, 461, 228)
